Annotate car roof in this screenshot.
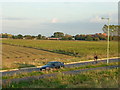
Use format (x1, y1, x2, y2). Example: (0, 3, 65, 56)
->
(48, 61, 61, 63)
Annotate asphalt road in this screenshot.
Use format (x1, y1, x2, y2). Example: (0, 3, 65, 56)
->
(2, 58, 120, 76)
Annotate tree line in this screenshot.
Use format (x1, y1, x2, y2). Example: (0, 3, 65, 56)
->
(0, 33, 46, 40)
(0, 32, 118, 41)
(0, 25, 119, 41)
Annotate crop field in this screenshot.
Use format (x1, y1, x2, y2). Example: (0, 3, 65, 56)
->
(0, 43, 1, 69)
(1, 39, 118, 69)
(2, 44, 77, 69)
(3, 39, 118, 58)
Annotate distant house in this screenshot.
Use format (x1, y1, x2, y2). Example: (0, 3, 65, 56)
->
(96, 33, 107, 36)
(102, 33, 107, 36)
(47, 37, 61, 40)
(91, 35, 95, 37)
(33, 38, 37, 40)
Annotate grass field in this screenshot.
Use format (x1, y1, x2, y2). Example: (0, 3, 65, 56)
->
(1, 39, 118, 69)
(4, 68, 119, 88)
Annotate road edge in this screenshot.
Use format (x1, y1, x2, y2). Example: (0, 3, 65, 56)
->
(0, 57, 119, 72)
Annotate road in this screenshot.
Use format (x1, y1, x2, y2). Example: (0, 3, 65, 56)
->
(2, 58, 119, 76)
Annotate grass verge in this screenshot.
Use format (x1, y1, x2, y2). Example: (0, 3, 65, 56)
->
(3, 68, 119, 88)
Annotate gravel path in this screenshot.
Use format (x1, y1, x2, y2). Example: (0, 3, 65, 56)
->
(2, 65, 119, 86)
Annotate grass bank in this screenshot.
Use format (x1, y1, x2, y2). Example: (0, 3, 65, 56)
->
(3, 62, 118, 80)
(3, 68, 119, 88)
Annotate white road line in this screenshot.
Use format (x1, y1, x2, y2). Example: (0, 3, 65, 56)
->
(1, 57, 119, 72)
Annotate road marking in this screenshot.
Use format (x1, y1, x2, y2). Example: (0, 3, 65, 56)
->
(65, 57, 119, 64)
(1, 57, 119, 72)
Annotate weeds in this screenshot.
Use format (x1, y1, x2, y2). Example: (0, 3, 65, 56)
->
(4, 68, 118, 88)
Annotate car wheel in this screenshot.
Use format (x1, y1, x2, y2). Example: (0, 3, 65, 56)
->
(61, 66, 64, 69)
(46, 67, 50, 71)
(58, 66, 60, 69)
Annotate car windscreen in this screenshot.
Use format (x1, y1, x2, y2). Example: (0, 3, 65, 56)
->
(47, 62, 53, 65)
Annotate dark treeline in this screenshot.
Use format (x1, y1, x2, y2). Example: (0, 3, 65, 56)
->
(0, 25, 119, 41)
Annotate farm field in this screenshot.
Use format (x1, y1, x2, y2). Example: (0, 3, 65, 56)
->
(0, 43, 1, 69)
(2, 44, 77, 70)
(2, 39, 118, 58)
(1, 39, 118, 69)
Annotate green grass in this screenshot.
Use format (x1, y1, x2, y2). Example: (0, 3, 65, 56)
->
(2, 62, 118, 80)
(3, 68, 119, 88)
(2, 39, 118, 59)
(2, 39, 118, 69)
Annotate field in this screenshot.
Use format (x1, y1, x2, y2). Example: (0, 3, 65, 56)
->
(4, 68, 119, 88)
(2, 44, 76, 69)
(1, 39, 118, 69)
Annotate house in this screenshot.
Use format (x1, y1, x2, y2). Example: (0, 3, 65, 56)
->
(47, 37, 61, 40)
(96, 33, 107, 36)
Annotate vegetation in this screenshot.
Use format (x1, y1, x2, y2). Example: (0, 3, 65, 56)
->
(102, 24, 119, 36)
(1, 33, 47, 40)
(1, 24, 119, 41)
(2, 39, 118, 58)
(1, 39, 118, 69)
(52, 32, 64, 38)
(3, 68, 119, 88)
(2, 44, 76, 69)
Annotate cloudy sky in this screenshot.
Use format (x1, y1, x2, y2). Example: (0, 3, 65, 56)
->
(0, 1, 118, 36)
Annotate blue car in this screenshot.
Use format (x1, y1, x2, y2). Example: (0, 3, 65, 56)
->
(40, 61, 64, 71)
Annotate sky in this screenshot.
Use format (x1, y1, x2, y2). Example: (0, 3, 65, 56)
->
(0, 1, 118, 36)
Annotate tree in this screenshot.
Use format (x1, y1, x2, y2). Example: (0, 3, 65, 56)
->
(37, 34, 42, 39)
(41, 36, 46, 40)
(75, 34, 80, 40)
(1, 33, 13, 38)
(75, 34, 86, 40)
(24, 35, 32, 39)
(62, 34, 73, 40)
(12, 35, 18, 39)
(93, 37, 100, 41)
(53, 32, 64, 38)
(102, 25, 119, 36)
(31, 36, 36, 39)
(95, 34, 106, 40)
(17, 34, 23, 39)
(112, 36, 118, 41)
(2, 33, 8, 38)
(85, 35, 93, 41)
